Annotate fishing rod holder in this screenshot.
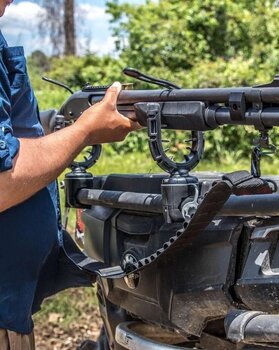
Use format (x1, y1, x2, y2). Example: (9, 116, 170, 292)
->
(144, 102, 204, 175)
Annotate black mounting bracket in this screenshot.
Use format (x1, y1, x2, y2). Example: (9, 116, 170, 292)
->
(146, 103, 204, 176)
(229, 92, 246, 121)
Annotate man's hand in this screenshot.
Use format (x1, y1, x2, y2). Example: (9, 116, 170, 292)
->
(76, 81, 140, 145)
(0, 82, 140, 212)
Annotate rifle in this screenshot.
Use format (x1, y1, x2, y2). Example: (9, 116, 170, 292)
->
(43, 67, 279, 176)
(58, 67, 279, 130)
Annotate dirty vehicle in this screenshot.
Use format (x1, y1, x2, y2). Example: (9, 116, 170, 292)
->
(43, 69, 279, 349)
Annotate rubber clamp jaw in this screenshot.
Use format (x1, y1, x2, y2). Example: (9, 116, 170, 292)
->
(146, 103, 204, 175)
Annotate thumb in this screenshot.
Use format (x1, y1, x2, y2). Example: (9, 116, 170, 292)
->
(102, 81, 122, 106)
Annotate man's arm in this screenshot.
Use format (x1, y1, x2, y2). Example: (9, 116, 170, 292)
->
(0, 82, 138, 212)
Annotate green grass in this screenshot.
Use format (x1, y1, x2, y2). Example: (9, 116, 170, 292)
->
(90, 148, 279, 175)
(67, 148, 279, 177)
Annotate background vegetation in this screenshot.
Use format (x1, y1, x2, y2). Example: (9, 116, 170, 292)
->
(29, 0, 279, 165)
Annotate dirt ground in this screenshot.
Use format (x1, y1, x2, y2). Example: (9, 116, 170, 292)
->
(35, 308, 102, 349)
(34, 289, 102, 350)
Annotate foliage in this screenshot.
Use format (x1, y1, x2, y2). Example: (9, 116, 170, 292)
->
(28, 0, 279, 162)
(45, 54, 125, 89)
(105, 0, 279, 160)
(107, 0, 279, 72)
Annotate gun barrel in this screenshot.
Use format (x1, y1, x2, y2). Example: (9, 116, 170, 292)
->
(117, 87, 279, 104)
(215, 107, 279, 128)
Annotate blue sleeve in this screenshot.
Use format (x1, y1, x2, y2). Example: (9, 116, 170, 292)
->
(0, 57, 20, 172)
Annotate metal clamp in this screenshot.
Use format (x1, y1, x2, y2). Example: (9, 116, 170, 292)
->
(181, 185, 199, 221)
(229, 92, 246, 121)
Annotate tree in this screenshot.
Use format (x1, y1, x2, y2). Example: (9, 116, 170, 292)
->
(39, 0, 76, 56)
(64, 0, 76, 56)
(107, 0, 279, 75)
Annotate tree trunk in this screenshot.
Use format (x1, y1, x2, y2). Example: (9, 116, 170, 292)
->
(64, 0, 76, 56)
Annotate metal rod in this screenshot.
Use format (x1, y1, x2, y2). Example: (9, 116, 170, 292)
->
(244, 315, 279, 343)
(115, 322, 192, 350)
(77, 189, 279, 217)
(222, 194, 279, 216)
(77, 189, 163, 213)
(226, 311, 279, 344)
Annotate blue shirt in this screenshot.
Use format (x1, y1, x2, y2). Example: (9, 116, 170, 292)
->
(0, 31, 61, 333)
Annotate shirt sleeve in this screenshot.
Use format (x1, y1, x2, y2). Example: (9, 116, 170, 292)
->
(0, 57, 20, 172)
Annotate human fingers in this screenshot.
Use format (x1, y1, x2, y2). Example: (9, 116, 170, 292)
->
(102, 81, 122, 107)
(119, 112, 142, 131)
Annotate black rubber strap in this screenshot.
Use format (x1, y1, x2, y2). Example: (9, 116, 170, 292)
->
(129, 180, 232, 273)
(222, 170, 273, 195)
